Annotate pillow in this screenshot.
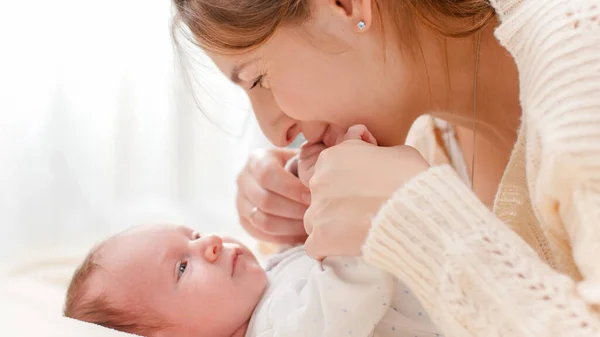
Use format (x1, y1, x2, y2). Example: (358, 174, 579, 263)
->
(0, 248, 138, 337)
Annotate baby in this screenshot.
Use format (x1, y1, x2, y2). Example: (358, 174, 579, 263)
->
(64, 225, 267, 337)
(64, 126, 441, 337)
(64, 224, 441, 337)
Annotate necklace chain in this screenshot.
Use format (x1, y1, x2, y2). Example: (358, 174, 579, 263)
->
(471, 31, 482, 191)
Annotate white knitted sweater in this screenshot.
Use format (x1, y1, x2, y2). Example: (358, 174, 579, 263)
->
(363, 0, 600, 336)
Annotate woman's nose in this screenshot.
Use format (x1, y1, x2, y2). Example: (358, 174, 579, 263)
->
(248, 90, 298, 147)
(194, 234, 223, 263)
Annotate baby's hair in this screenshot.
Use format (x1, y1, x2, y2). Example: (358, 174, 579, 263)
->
(64, 239, 166, 336)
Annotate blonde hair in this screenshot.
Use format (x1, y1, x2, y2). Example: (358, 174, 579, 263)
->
(172, 0, 494, 54)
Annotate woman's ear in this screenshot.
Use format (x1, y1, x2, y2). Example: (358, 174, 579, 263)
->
(353, 0, 373, 32)
(324, 0, 373, 32)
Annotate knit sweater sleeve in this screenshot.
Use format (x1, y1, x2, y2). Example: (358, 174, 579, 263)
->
(363, 0, 600, 336)
(363, 166, 600, 336)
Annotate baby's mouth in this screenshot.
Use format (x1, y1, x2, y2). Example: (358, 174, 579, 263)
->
(231, 249, 242, 276)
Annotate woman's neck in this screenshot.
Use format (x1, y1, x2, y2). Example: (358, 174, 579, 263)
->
(376, 19, 521, 152)
(430, 20, 521, 152)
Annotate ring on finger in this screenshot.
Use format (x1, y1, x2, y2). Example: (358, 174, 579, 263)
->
(250, 206, 259, 219)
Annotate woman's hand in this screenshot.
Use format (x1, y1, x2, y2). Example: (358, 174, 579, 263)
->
(297, 125, 378, 187)
(304, 125, 430, 260)
(236, 147, 311, 244)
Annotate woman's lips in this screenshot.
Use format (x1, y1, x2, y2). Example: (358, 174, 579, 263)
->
(304, 125, 335, 148)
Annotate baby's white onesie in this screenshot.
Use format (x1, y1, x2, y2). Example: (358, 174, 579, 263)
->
(245, 246, 441, 337)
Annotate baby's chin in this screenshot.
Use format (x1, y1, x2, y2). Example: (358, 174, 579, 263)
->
(247, 259, 268, 289)
(246, 261, 268, 296)
(251, 272, 269, 312)
(235, 249, 267, 285)
(233, 266, 267, 329)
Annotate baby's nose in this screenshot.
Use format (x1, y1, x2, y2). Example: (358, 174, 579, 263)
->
(197, 234, 223, 262)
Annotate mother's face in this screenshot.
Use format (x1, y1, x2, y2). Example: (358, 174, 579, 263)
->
(208, 2, 428, 147)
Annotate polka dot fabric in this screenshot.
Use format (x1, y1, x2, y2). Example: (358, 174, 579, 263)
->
(246, 246, 441, 337)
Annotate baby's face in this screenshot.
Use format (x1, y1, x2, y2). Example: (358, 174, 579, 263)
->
(92, 225, 267, 336)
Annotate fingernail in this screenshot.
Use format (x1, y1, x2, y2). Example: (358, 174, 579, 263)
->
(302, 192, 311, 205)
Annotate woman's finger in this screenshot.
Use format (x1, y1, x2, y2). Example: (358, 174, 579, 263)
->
(239, 193, 306, 236)
(249, 156, 311, 205)
(240, 172, 308, 219)
(237, 194, 307, 243)
(240, 217, 307, 245)
(251, 208, 307, 236)
(284, 154, 300, 177)
(271, 147, 301, 164)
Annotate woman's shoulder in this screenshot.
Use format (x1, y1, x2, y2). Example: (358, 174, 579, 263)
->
(492, 0, 600, 54)
(493, 0, 600, 281)
(492, 0, 600, 126)
(491, 0, 599, 26)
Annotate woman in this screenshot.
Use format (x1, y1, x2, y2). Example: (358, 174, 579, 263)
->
(173, 0, 600, 335)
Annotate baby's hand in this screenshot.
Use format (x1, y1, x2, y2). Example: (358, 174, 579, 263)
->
(335, 124, 378, 146)
(297, 125, 377, 187)
(297, 142, 327, 187)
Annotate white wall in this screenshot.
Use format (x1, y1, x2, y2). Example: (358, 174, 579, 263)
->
(0, 0, 260, 262)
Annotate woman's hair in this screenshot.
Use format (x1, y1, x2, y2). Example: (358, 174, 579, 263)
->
(64, 242, 165, 336)
(172, 0, 494, 54)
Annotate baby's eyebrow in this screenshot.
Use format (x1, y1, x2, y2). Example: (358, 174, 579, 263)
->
(174, 225, 194, 238)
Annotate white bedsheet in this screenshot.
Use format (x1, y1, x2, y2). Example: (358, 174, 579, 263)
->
(0, 247, 137, 336)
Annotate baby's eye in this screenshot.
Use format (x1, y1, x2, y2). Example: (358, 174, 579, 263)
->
(178, 262, 187, 279)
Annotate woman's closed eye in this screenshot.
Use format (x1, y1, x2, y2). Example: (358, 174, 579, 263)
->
(250, 75, 265, 90)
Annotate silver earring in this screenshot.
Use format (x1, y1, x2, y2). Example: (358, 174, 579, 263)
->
(357, 20, 366, 31)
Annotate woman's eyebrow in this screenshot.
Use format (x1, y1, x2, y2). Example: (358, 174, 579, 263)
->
(230, 58, 260, 84)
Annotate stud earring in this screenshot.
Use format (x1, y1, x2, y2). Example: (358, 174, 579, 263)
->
(357, 20, 366, 31)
